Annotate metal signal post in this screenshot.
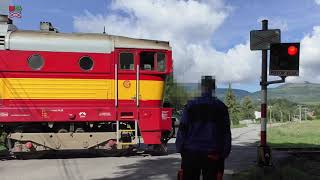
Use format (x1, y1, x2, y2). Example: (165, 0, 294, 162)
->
(258, 20, 272, 166)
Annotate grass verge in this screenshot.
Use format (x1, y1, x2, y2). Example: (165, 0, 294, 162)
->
(233, 153, 320, 180)
(268, 120, 320, 148)
(231, 124, 247, 129)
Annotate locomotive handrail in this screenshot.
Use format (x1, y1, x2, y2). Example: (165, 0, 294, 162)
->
(136, 64, 139, 107)
(116, 120, 138, 146)
(115, 64, 118, 107)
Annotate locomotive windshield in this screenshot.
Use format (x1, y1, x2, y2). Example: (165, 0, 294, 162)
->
(120, 52, 134, 70)
(157, 52, 166, 72)
(140, 52, 155, 70)
(140, 51, 166, 72)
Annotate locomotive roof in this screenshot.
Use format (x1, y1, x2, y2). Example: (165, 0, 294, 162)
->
(7, 30, 171, 53)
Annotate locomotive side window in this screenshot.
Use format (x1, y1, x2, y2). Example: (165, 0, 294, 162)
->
(120, 53, 134, 70)
(157, 52, 166, 72)
(79, 56, 94, 71)
(28, 54, 44, 70)
(140, 52, 155, 70)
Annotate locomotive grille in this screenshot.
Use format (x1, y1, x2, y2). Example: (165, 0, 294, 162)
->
(0, 36, 5, 46)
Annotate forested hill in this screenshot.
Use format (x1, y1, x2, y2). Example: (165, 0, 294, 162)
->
(179, 83, 251, 100)
(251, 82, 320, 104)
(179, 82, 320, 104)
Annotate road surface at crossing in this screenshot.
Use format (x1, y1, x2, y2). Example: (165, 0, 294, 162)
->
(0, 124, 288, 180)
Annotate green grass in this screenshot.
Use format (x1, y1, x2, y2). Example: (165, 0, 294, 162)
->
(229, 121, 320, 180)
(233, 155, 320, 180)
(268, 120, 320, 148)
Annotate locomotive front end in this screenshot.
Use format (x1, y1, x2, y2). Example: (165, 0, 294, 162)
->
(0, 17, 173, 157)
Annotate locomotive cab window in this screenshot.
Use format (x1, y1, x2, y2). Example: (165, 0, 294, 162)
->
(120, 53, 134, 70)
(79, 56, 94, 71)
(28, 54, 44, 70)
(140, 52, 155, 70)
(157, 52, 166, 72)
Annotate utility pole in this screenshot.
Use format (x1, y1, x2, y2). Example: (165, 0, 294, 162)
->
(298, 105, 302, 122)
(303, 107, 308, 120)
(304, 108, 306, 121)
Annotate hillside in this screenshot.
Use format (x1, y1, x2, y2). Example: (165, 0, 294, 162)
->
(251, 82, 320, 104)
(178, 83, 251, 100)
(179, 82, 320, 105)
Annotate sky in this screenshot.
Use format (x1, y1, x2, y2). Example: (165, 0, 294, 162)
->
(2, 0, 320, 92)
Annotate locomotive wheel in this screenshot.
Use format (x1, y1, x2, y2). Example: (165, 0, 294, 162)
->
(96, 143, 135, 157)
(8, 126, 48, 159)
(161, 130, 174, 145)
(4, 127, 22, 150)
(151, 143, 168, 156)
(4, 134, 13, 150)
(7, 138, 48, 159)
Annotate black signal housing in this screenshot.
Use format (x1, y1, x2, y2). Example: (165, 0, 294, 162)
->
(269, 43, 300, 76)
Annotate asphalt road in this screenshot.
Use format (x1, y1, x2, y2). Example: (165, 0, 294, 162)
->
(0, 124, 288, 180)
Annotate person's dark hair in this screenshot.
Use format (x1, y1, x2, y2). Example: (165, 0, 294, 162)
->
(201, 76, 215, 93)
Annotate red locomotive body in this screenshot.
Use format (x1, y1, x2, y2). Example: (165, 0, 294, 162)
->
(0, 17, 173, 156)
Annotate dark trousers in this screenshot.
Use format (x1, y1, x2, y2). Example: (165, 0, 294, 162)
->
(181, 152, 224, 180)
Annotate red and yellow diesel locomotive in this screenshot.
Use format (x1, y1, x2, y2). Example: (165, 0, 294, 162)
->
(0, 15, 173, 156)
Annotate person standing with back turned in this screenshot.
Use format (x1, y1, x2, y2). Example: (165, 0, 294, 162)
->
(176, 76, 231, 180)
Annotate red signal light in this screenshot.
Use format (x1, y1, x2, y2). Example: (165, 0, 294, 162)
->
(288, 46, 298, 56)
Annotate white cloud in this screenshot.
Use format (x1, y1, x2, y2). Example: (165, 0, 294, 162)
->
(73, 0, 260, 84)
(178, 42, 260, 83)
(315, 0, 320, 5)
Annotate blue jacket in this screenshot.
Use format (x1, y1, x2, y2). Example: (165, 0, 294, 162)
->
(175, 94, 231, 158)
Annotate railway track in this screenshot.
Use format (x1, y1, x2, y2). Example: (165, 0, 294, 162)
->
(0, 150, 12, 160)
(0, 147, 167, 160)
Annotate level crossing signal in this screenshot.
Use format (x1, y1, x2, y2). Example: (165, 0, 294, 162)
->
(269, 43, 300, 76)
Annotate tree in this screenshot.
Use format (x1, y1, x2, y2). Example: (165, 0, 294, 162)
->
(241, 96, 255, 119)
(313, 104, 320, 119)
(163, 74, 190, 116)
(268, 98, 298, 122)
(224, 84, 241, 125)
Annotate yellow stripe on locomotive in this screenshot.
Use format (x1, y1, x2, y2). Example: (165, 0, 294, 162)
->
(0, 78, 164, 101)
